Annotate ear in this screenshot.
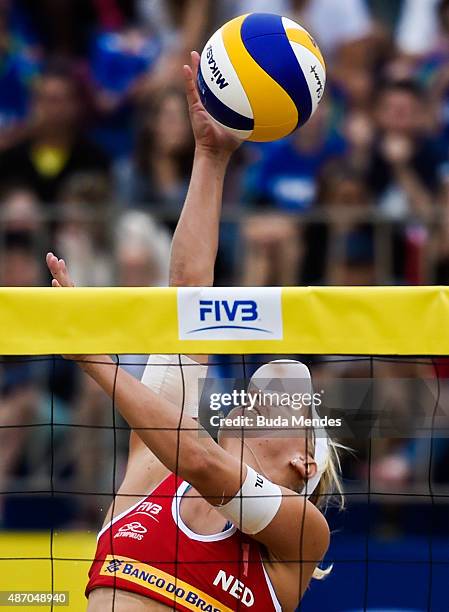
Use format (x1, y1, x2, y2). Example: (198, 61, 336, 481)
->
(290, 456, 318, 482)
(305, 459, 318, 481)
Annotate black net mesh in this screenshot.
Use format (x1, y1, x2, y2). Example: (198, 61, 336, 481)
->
(0, 353, 448, 611)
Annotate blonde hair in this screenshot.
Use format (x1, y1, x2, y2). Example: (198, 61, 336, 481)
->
(309, 438, 346, 580)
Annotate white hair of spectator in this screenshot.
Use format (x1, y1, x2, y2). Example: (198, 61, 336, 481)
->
(116, 211, 171, 286)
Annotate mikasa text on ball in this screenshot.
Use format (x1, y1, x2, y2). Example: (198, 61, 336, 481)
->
(197, 12, 326, 142)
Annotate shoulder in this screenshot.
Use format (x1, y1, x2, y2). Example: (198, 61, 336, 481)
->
(260, 497, 330, 608)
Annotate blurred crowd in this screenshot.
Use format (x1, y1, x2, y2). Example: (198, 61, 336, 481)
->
(1, 0, 449, 530)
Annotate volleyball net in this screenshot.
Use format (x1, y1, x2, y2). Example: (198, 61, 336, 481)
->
(0, 286, 448, 611)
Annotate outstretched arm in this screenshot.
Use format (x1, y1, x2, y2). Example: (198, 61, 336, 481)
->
(77, 354, 241, 499)
(46, 51, 242, 481)
(169, 51, 241, 288)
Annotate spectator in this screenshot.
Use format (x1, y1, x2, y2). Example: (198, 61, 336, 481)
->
(241, 213, 302, 286)
(54, 172, 114, 286)
(19, 0, 137, 59)
(304, 161, 374, 284)
(115, 210, 171, 287)
(396, 0, 440, 58)
(89, 24, 162, 157)
(416, 0, 449, 152)
(115, 209, 171, 378)
(132, 0, 210, 101)
(329, 231, 377, 285)
(137, 0, 210, 52)
(366, 79, 445, 219)
(0, 184, 43, 235)
(0, 62, 110, 204)
(369, 0, 404, 29)
(431, 165, 449, 283)
(245, 102, 346, 212)
(0, 232, 49, 527)
(0, 230, 43, 287)
(0, 2, 41, 150)
(114, 87, 193, 215)
(344, 111, 376, 172)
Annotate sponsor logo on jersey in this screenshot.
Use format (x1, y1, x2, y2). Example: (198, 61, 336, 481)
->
(114, 522, 147, 541)
(178, 288, 283, 340)
(100, 556, 235, 612)
(105, 558, 123, 573)
(130, 501, 163, 522)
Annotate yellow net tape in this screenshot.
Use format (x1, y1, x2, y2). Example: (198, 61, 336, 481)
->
(0, 286, 448, 355)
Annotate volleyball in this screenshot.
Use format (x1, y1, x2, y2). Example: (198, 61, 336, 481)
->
(197, 12, 326, 142)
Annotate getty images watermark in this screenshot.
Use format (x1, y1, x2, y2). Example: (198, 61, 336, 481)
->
(199, 379, 342, 437)
(198, 378, 449, 439)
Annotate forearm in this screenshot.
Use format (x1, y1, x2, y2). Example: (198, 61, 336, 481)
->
(78, 356, 228, 487)
(169, 148, 230, 287)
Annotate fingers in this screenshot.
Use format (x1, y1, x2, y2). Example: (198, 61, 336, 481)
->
(191, 50, 200, 79)
(183, 51, 202, 110)
(46, 252, 62, 278)
(46, 252, 60, 278)
(46, 252, 74, 287)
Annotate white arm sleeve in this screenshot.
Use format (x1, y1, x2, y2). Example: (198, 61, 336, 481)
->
(218, 466, 282, 535)
(140, 354, 208, 418)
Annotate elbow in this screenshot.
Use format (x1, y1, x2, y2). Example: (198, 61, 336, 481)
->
(169, 271, 214, 288)
(169, 262, 214, 288)
(180, 446, 212, 484)
(180, 447, 219, 494)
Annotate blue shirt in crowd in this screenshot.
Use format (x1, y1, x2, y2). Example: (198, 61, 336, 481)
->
(245, 132, 347, 211)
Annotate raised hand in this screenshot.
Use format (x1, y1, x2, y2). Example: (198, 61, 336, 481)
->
(46, 253, 89, 362)
(183, 51, 242, 157)
(46, 252, 75, 288)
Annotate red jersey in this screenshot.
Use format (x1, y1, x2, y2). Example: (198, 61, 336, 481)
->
(86, 474, 281, 611)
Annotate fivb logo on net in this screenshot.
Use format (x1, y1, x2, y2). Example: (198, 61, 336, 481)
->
(177, 288, 283, 340)
(199, 299, 263, 332)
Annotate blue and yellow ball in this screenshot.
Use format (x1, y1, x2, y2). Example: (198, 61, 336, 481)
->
(197, 13, 326, 142)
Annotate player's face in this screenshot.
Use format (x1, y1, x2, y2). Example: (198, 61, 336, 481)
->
(243, 435, 317, 493)
(218, 405, 318, 492)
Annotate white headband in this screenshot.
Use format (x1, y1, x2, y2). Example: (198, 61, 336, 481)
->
(248, 360, 329, 498)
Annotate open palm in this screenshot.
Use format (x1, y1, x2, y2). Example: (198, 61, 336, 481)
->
(184, 51, 242, 155)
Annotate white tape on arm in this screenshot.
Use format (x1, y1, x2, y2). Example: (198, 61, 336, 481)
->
(218, 466, 282, 535)
(140, 354, 207, 418)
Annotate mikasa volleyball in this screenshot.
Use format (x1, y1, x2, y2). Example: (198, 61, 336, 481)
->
(197, 12, 326, 142)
